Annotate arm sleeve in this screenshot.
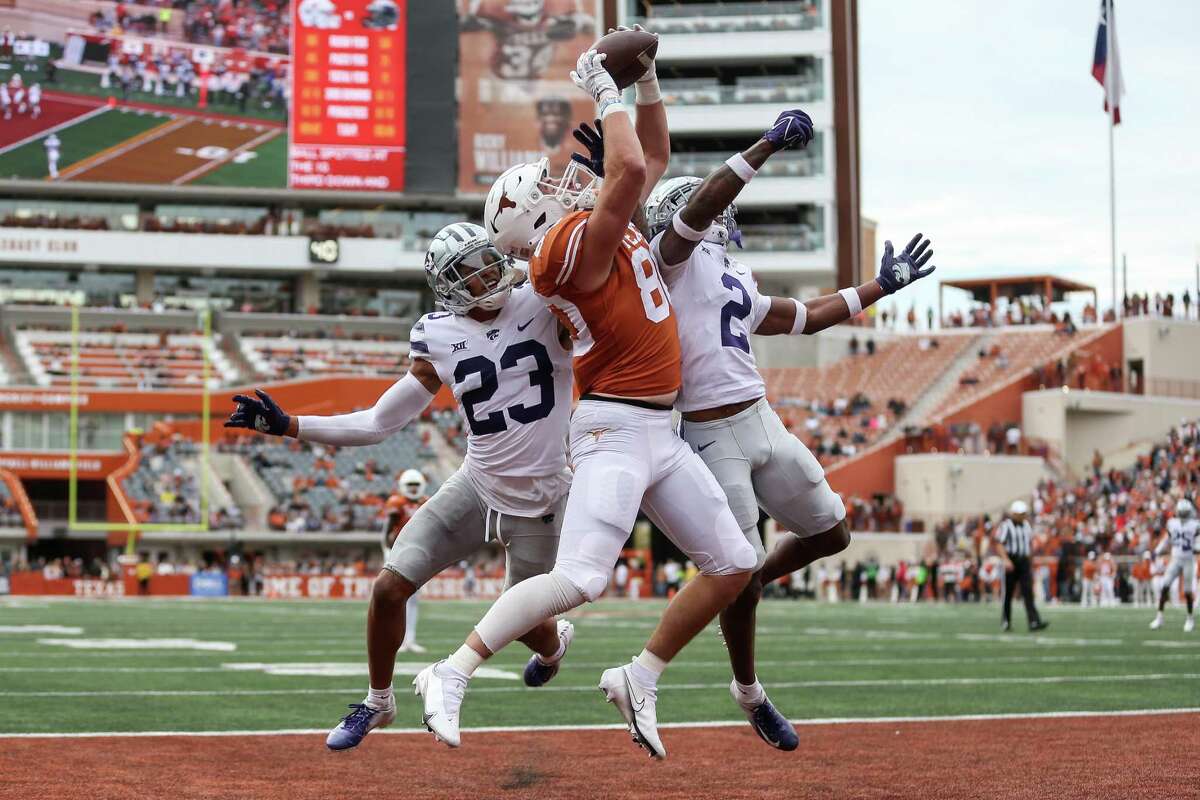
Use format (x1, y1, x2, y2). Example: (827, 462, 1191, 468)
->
(296, 372, 435, 446)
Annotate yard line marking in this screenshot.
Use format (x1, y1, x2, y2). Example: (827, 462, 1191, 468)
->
(2, 652, 1197, 674)
(2, 673, 1197, 698)
(2, 707, 1197, 739)
(55, 115, 190, 181)
(0, 105, 110, 156)
(0, 626, 82, 634)
(170, 126, 282, 185)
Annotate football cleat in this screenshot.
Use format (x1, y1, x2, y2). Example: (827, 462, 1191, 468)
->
(1001, 621, 1011, 633)
(524, 619, 574, 687)
(1150, 614, 1163, 630)
(1029, 620, 1050, 633)
(1185, 617, 1195, 633)
(598, 663, 666, 760)
(413, 661, 467, 748)
(730, 682, 799, 751)
(325, 702, 395, 751)
(398, 641, 427, 654)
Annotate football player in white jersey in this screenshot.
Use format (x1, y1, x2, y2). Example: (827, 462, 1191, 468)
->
(628, 113, 932, 748)
(1150, 498, 1198, 632)
(225, 222, 577, 750)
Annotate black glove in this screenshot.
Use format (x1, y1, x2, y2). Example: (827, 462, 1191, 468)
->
(570, 118, 604, 177)
(225, 389, 291, 436)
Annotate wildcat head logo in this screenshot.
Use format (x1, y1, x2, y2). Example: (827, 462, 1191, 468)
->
(487, 329, 500, 341)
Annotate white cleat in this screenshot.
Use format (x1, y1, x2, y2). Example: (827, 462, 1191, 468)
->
(598, 663, 666, 760)
(1149, 614, 1163, 630)
(1185, 617, 1195, 633)
(398, 641, 428, 654)
(412, 660, 467, 748)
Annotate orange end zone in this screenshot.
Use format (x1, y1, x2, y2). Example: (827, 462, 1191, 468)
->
(4, 713, 1195, 800)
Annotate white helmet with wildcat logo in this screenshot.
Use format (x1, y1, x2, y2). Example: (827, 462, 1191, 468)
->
(398, 469, 426, 501)
(483, 156, 599, 260)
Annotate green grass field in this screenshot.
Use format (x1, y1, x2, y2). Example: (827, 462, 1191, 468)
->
(0, 108, 166, 180)
(0, 598, 1195, 736)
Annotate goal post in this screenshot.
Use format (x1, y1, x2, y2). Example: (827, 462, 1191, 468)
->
(66, 304, 213, 543)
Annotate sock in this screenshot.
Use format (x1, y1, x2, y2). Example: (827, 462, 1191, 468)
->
(365, 684, 393, 709)
(733, 678, 766, 707)
(445, 644, 485, 678)
(631, 649, 667, 689)
(536, 623, 569, 665)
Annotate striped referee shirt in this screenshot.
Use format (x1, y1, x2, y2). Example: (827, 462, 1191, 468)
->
(996, 518, 1033, 557)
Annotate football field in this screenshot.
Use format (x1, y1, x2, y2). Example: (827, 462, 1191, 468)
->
(0, 598, 1196, 798)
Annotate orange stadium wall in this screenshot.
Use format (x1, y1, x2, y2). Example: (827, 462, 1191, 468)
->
(825, 438, 906, 500)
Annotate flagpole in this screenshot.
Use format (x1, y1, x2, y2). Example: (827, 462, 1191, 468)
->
(1107, 0, 1117, 319)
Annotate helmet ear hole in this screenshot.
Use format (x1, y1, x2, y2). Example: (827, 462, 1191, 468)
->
(534, 212, 547, 229)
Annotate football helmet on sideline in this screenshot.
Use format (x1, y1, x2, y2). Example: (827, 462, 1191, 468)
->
(398, 469, 427, 501)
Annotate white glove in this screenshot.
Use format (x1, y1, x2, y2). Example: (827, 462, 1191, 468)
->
(570, 49, 620, 113)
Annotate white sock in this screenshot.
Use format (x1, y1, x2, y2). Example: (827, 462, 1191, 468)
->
(366, 684, 393, 709)
(536, 622, 568, 665)
(631, 649, 667, 689)
(733, 678, 766, 707)
(445, 645, 485, 678)
(401, 594, 419, 647)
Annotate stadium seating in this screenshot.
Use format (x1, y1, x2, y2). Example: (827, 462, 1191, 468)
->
(15, 330, 239, 390)
(240, 336, 410, 381)
(219, 429, 436, 532)
(0, 479, 24, 528)
(122, 437, 243, 528)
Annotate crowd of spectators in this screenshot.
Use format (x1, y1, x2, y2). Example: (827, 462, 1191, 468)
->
(776, 393, 904, 467)
(2, 213, 109, 231)
(123, 437, 244, 528)
(91, 1, 291, 55)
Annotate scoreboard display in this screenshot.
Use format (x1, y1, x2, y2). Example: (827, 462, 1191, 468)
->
(288, 0, 408, 191)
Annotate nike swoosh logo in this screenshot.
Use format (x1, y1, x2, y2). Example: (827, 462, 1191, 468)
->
(517, 317, 535, 331)
(698, 441, 717, 453)
(624, 672, 646, 712)
(423, 712, 435, 726)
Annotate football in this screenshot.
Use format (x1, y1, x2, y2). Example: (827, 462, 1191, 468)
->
(594, 28, 659, 89)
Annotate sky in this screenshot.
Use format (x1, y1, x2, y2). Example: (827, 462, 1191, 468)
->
(858, 0, 1200, 321)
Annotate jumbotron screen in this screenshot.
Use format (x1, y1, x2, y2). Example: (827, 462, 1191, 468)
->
(0, 0, 598, 193)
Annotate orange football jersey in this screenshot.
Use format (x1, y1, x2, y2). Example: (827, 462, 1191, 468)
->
(384, 494, 424, 536)
(529, 210, 681, 398)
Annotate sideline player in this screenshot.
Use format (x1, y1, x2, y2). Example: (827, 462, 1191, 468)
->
(382, 469, 430, 653)
(43, 133, 60, 179)
(1150, 498, 1197, 632)
(415, 42, 757, 760)
(226, 222, 577, 750)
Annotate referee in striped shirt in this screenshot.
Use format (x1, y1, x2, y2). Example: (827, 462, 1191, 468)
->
(993, 500, 1049, 633)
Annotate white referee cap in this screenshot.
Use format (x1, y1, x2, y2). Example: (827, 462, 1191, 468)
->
(1009, 500, 1028, 515)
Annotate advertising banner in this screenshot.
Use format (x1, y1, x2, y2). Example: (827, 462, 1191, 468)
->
(260, 569, 504, 600)
(288, 0, 408, 191)
(456, 0, 598, 194)
(190, 572, 230, 597)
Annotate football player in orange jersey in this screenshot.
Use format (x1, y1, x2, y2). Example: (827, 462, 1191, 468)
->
(414, 35, 757, 760)
(382, 469, 429, 654)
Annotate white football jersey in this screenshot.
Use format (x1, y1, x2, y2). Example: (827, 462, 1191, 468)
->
(651, 234, 770, 413)
(1167, 517, 1199, 559)
(409, 284, 573, 516)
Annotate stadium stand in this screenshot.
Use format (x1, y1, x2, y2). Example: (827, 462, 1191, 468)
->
(0, 477, 25, 528)
(241, 336, 410, 381)
(122, 436, 243, 528)
(218, 429, 436, 532)
(15, 330, 238, 389)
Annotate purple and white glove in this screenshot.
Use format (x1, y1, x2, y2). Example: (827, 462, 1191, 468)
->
(763, 108, 814, 150)
(876, 233, 936, 295)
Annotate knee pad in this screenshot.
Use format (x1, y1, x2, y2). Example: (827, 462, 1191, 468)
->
(553, 559, 610, 602)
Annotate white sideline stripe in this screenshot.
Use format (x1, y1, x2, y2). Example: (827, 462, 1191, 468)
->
(0, 105, 109, 156)
(2, 672, 1198, 697)
(2, 707, 1197, 740)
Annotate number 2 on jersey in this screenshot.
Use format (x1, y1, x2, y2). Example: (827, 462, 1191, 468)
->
(720, 273, 752, 353)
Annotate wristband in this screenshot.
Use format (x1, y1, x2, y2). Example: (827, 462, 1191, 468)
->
(790, 299, 808, 335)
(598, 97, 625, 120)
(635, 76, 661, 105)
(672, 211, 708, 242)
(838, 287, 863, 317)
(725, 153, 757, 183)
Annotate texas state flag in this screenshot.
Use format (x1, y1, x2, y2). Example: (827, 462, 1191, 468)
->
(1091, 0, 1124, 124)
